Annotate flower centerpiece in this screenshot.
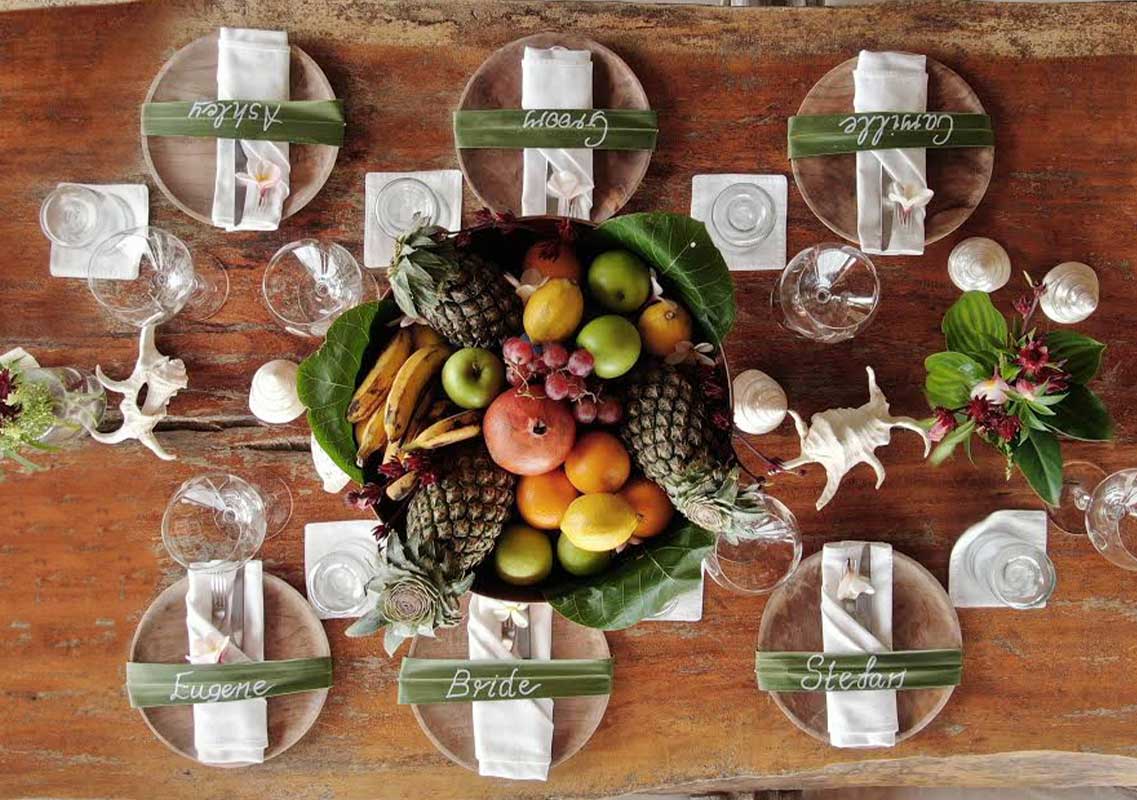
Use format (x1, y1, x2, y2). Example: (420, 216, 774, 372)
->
(924, 279, 1113, 504)
(1, 365, 66, 471)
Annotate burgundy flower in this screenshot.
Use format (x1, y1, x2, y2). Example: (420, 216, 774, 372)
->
(711, 409, 732, 431)
(1017, 339, 1050, 375)
(929, 407, 958, 443)
(345, 483, 385, 511)
(702, 380, 726, 400)
(966, 396, 994, 426)
(372, 523, 389, 543)
(0, 368, 12, 399)
(377, 460, 407, 481)
(994, 414, 1021, 443)
(1013, 282, 1047, 322)
(1046, 370, 1070, 394)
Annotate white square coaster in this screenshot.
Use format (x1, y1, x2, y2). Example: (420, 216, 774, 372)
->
(304, 519, 380, 620)
(949, 509, 1048, 608)
(48, 183, 149, 279)
(363, 170, 463, 269)
(645, 566, 704, 622)
(691, 174, 787, 271)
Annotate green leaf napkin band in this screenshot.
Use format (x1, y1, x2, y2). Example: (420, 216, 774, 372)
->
(397, 657, 614, 704)
(756, 649, 963, 692)
(787, 112, 993, 159)
(142, 99, 345, 146)
(453, 109, 658, 151)
(125, 657, 333, 708)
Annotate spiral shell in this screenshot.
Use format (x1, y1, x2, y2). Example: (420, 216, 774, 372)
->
(732, 369, 787, 435)
(947, 237, 1011, 293)
(1040, 262, 1099, 324)
(248, 359, 304, 424)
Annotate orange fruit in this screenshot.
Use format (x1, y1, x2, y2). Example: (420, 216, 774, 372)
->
(516, 468, 580, 530)
(619, 477, 675, 539)
(523, 240, 582, 282)
(637, 300, 694, 357)
(564, 431, 631, 493)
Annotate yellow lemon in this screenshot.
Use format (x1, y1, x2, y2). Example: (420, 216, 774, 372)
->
(560, 493, 638, 552)
(524, 278, 584, 343)
(637, 300, 694, 357)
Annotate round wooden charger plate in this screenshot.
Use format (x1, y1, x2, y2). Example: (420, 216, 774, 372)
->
(792, 55, 993, 246)
(128, 574, 330, 767)
(407, 596, 610, 772)
(756, 550, 962, 745)
(141, 32, 339, 225)
(457, 32, 652, 222)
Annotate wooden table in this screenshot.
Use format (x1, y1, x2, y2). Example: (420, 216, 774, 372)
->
(3, 1, 1137, 797)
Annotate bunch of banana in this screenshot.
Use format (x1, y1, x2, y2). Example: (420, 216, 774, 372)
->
(403, 410, 482, 452)
(346, 327, 414, 423)
(383, 344, 450, 440)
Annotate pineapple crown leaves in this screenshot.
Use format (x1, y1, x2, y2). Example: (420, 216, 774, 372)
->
(345, 527, 473, 656)
(666, 464, 786, 546)
(388, 222, 462, 322)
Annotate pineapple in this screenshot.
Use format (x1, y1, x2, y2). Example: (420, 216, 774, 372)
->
(388, 225, 522, 348)
(405, 446, 517, 572)
(621, 364, 775, 543)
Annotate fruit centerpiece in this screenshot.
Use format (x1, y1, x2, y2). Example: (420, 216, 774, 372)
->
(298, 212, 767, 654)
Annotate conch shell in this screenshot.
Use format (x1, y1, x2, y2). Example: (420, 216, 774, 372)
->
(947, 237, 1011, 293)
(1040, 261, 1098, 324)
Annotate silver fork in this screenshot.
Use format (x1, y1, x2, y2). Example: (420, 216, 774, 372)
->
(210, 572, 229, 636)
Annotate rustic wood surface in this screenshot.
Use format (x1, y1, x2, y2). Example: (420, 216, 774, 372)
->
(757, 551, 963, 745)
(2, 1, 1137, 797)
(407, 595, 611, 772)
(129, 573, 331, 765)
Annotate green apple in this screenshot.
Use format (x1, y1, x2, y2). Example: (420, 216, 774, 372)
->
(494, 524, 554, 586)
(576, 315, 642, 379)
(556, 532, 612, 577)
(587, 250, 652, 312)
(442, 347, 505, 409)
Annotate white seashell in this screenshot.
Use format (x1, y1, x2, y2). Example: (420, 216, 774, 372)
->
(249, 359, 304, 424)
(310, 433, 352, 493)
(1040, 261, 1099, 324)
(947, 237, 1011, 293)
(732, 369, 787, 435)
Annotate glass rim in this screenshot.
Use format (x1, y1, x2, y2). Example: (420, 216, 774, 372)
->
(777, 242, 881, 336)
(988, 542, 1056, 609)
(711, 182, 777, 248)
(40, 184, 106, 248)
(262, 239, 364, 328)
(374, 177, 440, 238)
(160, 472, 266, 571)
(86, 225, 192, 316)
(705, 494, 803, 595)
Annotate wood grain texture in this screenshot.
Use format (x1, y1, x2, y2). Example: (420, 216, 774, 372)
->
(1, 1, 1137, 798)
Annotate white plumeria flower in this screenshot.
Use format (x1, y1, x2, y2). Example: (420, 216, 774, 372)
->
(396, 315, 431, 328)
(837, 561, 876, 602)
(647, 269, 666, 304)
(665, 341, 716, 368)
(190, 633, 231, 665)
(235, 157, 284, 207)
(487, 599, 530, 628)
(504, 268, 548, 305)
(970, 374, 1010, 405)
(887, 182, 934, 226)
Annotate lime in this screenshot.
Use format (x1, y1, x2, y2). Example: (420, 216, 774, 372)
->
(556, 533, 613, 576)
(493, 524, 554, 586)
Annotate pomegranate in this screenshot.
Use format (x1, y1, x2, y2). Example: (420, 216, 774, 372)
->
(483, 387, 576, 475)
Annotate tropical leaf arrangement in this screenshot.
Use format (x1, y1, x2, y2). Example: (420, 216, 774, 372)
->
(923, 280, 1113, 505)
(297, 212, 752, 651)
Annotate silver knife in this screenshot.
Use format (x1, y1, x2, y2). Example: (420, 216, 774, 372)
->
(231, 565, 245, 650)
(880, 168, 894, 252)
(854, 543, 874, 634)
(514, 607, 532, 659)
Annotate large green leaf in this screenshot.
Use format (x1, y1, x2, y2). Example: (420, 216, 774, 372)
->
(1013, 429, 1063, 505)
(544, 523, 714, 630)
(1045, 330, 1106, 385)
(925, 352, 985, 408)
(596, 213, 736, 343)
(941, 291, 1008, 368)
(1046, 385, 1115, 441)
(297, 300, 402, 485)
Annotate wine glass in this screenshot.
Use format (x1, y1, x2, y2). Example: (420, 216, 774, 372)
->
(709, 183, 776, 251)
(703, 493, 802, 595)
(40, 185, 133, 249)
(161, 473, 293, 573)
(774, 243, 880, 343)
(374, 177, 441, 239)
(1048, 462, 1137, 570)
(87, 226, 229, 326)
(262, 239, 371, 337)
(964, 530, 1056, 609)
(21, 367, 106, 446)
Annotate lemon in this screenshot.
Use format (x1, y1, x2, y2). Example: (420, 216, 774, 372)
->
(524, 278, 584, 343)
(560, 493, 638, 552)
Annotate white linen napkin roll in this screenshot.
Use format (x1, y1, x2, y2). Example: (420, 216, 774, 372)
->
(211, 28, 291, 232)
(853, 51, 928, 256)
(820, 542, 897, 748)
(185, 561, 267, 765)
(521, 46, 594, 220)
(469, 596, 554, 780)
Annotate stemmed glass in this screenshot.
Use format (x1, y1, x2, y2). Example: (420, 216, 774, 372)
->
(262, 239, 372, 337)
(161, 473, 293, 574)
(87, 226, 229, 326)
(374, 177, 442, 239)
(774, 243, 880, 343)
(40, 185, 134, 249)
(703, 492, 802, 596)
(1048, 462, 1137, 570)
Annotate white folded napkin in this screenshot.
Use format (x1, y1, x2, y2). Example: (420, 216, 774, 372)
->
(211, 28, 291, 232)
(48, 183, 148, 279)
(185, 561, 267, 765)
(820, 542, 897, 748)
(521, 46, 594, 220)
(690, 174, 788, 271)
(949, 510, 1048, 608)
(469, 596, 554, 781)
(363, 170, 463, 268)
(853, 51, 928, 256)
(303, 519, 379, 619)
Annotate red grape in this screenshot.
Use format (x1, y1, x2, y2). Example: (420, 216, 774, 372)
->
(503, 337, 534, 366)
(574, 397, 598, 424)
(544, 370, 571, 401)
(597, 397, 623, 424)
(542, 342, 570, 370)
(507, 363, 532, 387)
(567, 349, 594, 377)
(564, 374, 586, 401)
